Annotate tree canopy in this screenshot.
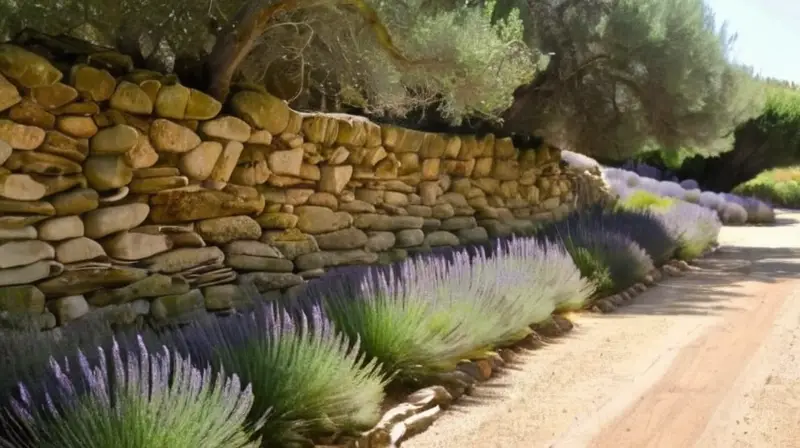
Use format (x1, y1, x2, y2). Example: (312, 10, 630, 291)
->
(670, 83, 800, 191)
(0, 0, 762, 161)
(497, 0, 762, 159)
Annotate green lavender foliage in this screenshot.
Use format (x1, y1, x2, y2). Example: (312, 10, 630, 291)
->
(1, 336, 260, 448)
(162, 302, 386, 445)
(306, 237, 594, 384)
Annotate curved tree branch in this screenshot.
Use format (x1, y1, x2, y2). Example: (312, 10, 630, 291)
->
(206, 0, 417, 102)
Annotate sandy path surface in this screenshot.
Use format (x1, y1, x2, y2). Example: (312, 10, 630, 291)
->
(406, 211, 800, 448)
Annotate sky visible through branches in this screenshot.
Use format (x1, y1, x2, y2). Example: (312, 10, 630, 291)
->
(707, 0, 800, 83)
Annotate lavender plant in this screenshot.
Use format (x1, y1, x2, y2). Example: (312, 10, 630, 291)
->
(539, 211, 655, 295)
(304, 256, 494, 381)
(483, 237, 596, 315)
(304, 237, 594, 383)
(595, 205, 679, 265)
(658, 201, 721, 260)
(162, 301, 386, 445)
(0, 318, 118, 409)
(456, 240, 578, 346)
(1, 336, 259, 448)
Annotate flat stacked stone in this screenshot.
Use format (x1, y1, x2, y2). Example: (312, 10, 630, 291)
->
(0, 40, 579, 332)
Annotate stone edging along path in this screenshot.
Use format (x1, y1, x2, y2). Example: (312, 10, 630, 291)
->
(316, 248, 717, 448)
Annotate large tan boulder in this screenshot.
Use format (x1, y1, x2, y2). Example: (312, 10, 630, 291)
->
(103, 231, 174, 261)
(55, 237, 106, 264)
(154, 84, 191, 119)
(37, 215, 84, 241)
(185, 89, 222, 120)
(255, 212, 298, 230)
(319, 165, 353, 194)
(208, 141, 244, 182)
(149, 119, 201, 153)
(50, 188, 98, 215)
(230, 90, 290, 134)
(0, 119, 45, 150)
(0, 285, 45, 313)
(201, 116, 251, 142)
(0, 198, 54, 215)
(32, 173, 87, 196)
(150, 289, 205, 321)
(0, 44, 62, 88)
(231, 145, 271, 186)
(294, 206, 352, 234)
(124, 134, 159, 169)
(0, 173, 46, 201)
(0, 214, 49, 230)
(37, 266, 149, 298)
(83, 203, 150, 239)
(0, 74, 20, 112)
(267, 147, 303, 177)
(109, 81, 153, 115)
(84, 155, 133, 191)
(4, 151, 82, 175)
(179, 141, 223, 181)
(419, 133, 448, 158)
(381, 126, 425, 153)
(302, 115, 339, 146)
(91, 124, 139, 155)
(56, 116, 98, 139)
(196, 215, 262, 245)
(48, 295, 90, 324)
(31, 82, 78, 110)
(8, 99, 54, 129)
(494, 137, 517, 159)
(492, 159, 520, 181)
(0, 226, 37, 241)
(69, 64, 116, 101)
(40, 130, 89, 162)
(140, 246, 225, 274)
(149, 187, 265, 223)
(0, 260, 63, 287)
(315, 227, 368, 250)
(0, 240, 55, 269)
(88, 274, 189, 307)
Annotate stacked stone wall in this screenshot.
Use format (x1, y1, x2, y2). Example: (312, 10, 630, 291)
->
(0, 42, 582, 331)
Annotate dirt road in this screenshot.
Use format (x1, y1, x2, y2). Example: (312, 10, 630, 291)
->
(407, 211, 800, 448)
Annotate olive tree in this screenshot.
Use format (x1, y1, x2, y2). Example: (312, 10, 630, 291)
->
(0, 0, 539, 124)
(495, 0, 762, 159)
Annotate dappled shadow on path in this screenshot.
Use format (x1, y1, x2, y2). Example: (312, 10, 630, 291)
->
(612, 242, 800, 318)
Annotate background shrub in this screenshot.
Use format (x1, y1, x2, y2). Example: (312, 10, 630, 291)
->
(619, 190, 676, 212)
(733, 167, 800, 208)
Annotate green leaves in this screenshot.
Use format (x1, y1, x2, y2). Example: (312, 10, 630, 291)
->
(503, 0, 762, 160)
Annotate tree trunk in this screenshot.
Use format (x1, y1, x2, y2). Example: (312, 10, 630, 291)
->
(205, 0, 413, 103)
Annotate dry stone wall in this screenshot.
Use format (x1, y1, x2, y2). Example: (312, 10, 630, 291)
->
(0, 42, 580, 331)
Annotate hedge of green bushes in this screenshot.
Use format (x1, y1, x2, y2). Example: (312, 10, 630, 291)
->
(733, 167, 800, 209)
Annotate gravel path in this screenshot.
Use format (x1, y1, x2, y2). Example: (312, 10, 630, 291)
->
(406, 211, 800, 448)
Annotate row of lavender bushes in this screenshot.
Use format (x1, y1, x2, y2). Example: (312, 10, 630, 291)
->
(0, 203, 721, 447)
(561, 151, 775, 224)
(615, 160, 775, 224)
